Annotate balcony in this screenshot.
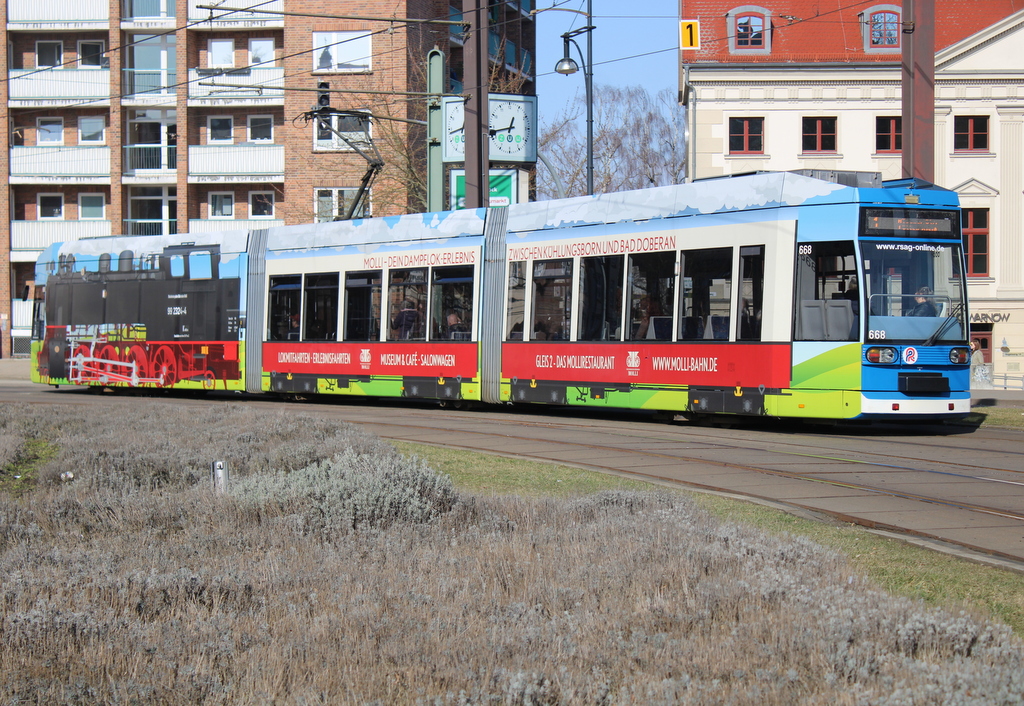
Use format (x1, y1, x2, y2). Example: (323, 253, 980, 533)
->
(122, 68, 175, 105)
(11, 219, 113, 259)
(188, 218, 284, 233)
(10, 146, 111, 184)
(124, 219, 177, 236)
(8, 69, 110, 107)
(188, 67, 285, 107)
(187, 144, 284, 184)
(188, 0, 284, 28)
(121, 145, 176, 183)
(120, 0, 175, 29)
(7, 0, 109, 30)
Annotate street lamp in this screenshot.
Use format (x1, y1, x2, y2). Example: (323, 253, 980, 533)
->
(553, 24, 594, 195)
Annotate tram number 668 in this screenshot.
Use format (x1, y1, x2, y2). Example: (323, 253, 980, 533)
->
(868, 329, 886, 340)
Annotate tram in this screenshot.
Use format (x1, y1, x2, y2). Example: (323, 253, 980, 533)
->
(30, 170, 971, 421)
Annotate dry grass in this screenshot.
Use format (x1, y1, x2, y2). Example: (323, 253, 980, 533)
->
(2, 401, 1024, 704)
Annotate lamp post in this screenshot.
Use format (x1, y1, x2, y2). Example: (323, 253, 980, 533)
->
(534, 3, 594, 196)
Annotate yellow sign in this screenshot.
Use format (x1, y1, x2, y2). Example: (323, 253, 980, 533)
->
(680, 20, 700, 50)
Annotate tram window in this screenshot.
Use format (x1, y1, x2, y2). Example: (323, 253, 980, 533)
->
(531, 259, 573, 341)
(268, 275, 302, 341)
(189, 251, 213, 280)
(303, 273, 339, 341)
(388, 268, 427, 341)
(737, 246, 765, 341)
(679, 247, 732, 341)
(793, 240, 858, 341)
(344, 270, 381, 342)
(578, 255, 624, 341)
(431, 265, 473, 340)
(506, 261, 526, 340)
(628, 252, 675, 341)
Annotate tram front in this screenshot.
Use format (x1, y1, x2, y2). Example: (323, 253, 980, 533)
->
(859, 206, 971, 417)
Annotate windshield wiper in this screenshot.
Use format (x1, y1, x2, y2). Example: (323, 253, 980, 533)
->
(924, 301, 964, 347)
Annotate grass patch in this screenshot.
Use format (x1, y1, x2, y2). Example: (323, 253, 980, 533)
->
(0, 439, 58, 496)
(966, 406, 1024, 429)
(398, 441, 1024, 638)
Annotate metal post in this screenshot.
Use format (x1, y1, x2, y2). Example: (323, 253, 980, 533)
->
(901, 0, 935, 182)
(584, 0, 593, 195)
(462, 0, 489, 208)
(426, 47, 445, 212)
(211, 461, 228, 494)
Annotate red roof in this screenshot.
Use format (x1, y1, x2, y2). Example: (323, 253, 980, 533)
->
(680, 0, 1024, 63)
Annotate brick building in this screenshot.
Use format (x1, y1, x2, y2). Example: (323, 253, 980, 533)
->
(680, 0, 1024, 385)
(1, 0, 536, 357)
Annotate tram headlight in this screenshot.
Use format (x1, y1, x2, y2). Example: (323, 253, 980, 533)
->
(949, 347, 970, 365)
(866, 346, 897, 364)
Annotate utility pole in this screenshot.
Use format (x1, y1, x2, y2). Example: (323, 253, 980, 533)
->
(426, 47, 445, 212)
(462, 0, 489, 208)
(901, 0, 935, 182)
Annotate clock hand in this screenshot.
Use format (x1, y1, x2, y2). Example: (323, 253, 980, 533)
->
(489, 118, 516, 135)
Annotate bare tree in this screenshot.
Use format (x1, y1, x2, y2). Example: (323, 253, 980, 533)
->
(537, 86, 687, 199)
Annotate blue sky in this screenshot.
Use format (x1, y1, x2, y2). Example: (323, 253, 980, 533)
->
(532, 2, 681, 123)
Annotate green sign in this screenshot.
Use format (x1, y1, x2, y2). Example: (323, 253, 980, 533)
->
(450, 170, 518, 209)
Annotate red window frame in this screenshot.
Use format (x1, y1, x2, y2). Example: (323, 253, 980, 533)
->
(728, 117, 764, 154)
(869, 11, 900, 48)
(962, 208, 989, 277)
(735, 14, 765, 48)
(801, 117, 837, 153)
(875, 116, 901, 153)
(954, 116, 989, 152)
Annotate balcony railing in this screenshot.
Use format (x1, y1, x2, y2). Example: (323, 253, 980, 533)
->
(187, 0, 283, 23)
(122, 68, 174, 97)
(8, 69, 110, 103)
(188, 144, 284, 178)
(7, 0, 108, 24)
(123, 145, 177, 171)
(11, 219, 113, 252)
(10, 146, 111, 180)
(124, 219, 178, 236)
(188, 67, 285, 101)
(188, 218, 284, 233)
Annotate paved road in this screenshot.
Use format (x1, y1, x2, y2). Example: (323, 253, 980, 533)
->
(5, 356, 1024, 572)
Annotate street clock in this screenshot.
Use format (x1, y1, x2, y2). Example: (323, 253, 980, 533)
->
(441, 94, 538, 164)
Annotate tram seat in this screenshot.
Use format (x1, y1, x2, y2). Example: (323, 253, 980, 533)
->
(705, 315, 730, 340)
(680, 316, 704, 340)
(825, 300, 854, 341)
(798, 300, 827, 340)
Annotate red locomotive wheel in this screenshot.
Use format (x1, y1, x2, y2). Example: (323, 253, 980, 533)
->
(152, 346, 178, 387)
(127, 345, 149, 383)
(97, 344, 118, 379)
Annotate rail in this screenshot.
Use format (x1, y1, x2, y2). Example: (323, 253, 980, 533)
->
(992, 374, 1024, 391)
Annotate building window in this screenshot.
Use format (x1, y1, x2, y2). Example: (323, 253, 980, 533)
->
(209, 192, 234, 219)
(875, 116, 901, 153)
(954, 116, 989, 152)
(726, 6, 771, 54)
(79, 194, 105, 220)
(313, 31, 372, 73)
(208, 116, 233, 144)
(39, 194, 63, 219)
(802, 117, 837, 153)
(736, 14, 765, 47)
(249, 38, 275, 66)
(962, 208, 989, 277)
(79, 116, 106, 144)
(729, 117, 763, 154)
(78, 40, 105, 68)
(37, 118, 63, 145)
(250, 191, 274, 218)
(208, 39, 234, 68)
(316, 187, 369, 222)
(125, 33, 176, 96)
(248, 115, 273, 142)
(314, 112, 371, 151)
(867, 8, 900, 50)
(36, 41, 62, 68)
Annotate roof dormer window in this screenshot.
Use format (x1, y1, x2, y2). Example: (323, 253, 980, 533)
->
(727, 7, 772, 55)
(863, 5, 901, 52)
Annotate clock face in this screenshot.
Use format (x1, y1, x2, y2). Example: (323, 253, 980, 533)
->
(488, 99, 533, 159)
(444, 98, 465, 161)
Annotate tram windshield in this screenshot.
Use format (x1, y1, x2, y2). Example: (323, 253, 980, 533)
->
(862, 240, 967, 344)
